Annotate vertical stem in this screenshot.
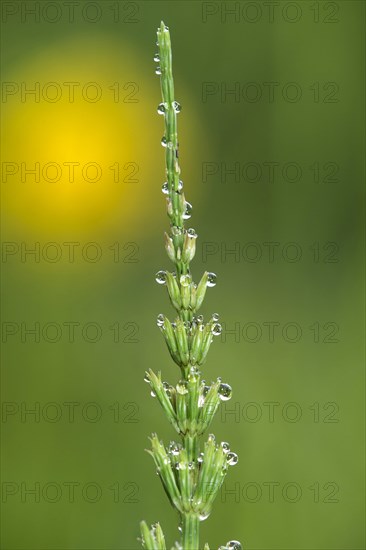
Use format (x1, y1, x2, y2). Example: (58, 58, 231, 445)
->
(157, 21, 201, 550)
(157, 21, 185, 236)
(183, 433, 199, 462)
(182, 513, 200, 550)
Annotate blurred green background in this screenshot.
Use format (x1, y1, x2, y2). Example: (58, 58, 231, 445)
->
(1, 1, 364, 549)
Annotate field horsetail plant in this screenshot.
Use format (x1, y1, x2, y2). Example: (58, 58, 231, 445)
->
(139, 22, 242, 550)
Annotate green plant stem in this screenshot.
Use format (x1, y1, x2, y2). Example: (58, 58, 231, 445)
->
(158, 21, 201, 548)
(140, 21, 241, 550)
(157, 21, 187, 277)
(183, 433, 198, 462)
(182, 513, 200, 550)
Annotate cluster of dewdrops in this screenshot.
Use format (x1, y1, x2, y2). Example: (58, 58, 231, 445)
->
(166, 436, 238, 472)
(155, 272, 221, 338)
(156, 304, 222, 340)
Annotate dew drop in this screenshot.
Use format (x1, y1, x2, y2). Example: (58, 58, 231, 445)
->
(178, 524, 182, 533)
(161, 138, 174, 149)
(173, 101, 181, 113)
(157, 102, 166, 115)
(221, 441, 230, 454)
(227, 541, 242, 550)
(155, 270, 167, 285)
(207, 272, 217, 287)
(176, 382, 188, 395)
(197, 452, 204, 464)
(169, 442, 181, 456)
(161, 182, 169, 195)
(202, 385, 210, 397)
(153, 53, 160, 62)
(150, 390, 156, 398)
(212, 313, 220, 322)
(208, 433, 216, 443)
(189, 366, 200, 377)
(187, 228, 197, 239)
(143, 372, 150, 383)
(199, 512, 209, 521)
(178, 180, 183, 191)
(163, 456, 171, 465)
(227, 452, 239, 466)
(163, 382, 172, 398)
(188, 461, 194, 470)
(195, 314, 203, 324)
(212, 323, 222, 336)
(183, 201, 192, 220)
(180, 274, 192, 287)
(155, 67, 162, 75)
(156, 314, 165, 327)
(218, 383, 232, 401)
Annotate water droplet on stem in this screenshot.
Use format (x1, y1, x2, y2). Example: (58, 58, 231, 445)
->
(212, 323, 222, 336)
(221, 441, 230, 453)
(183, 201, 192, 220)
(207, 272, 217, 287)
(156, 314, 165, 327)
(173, 101, 181, 113)
(218, 382, 232, 400)
(187, 228, 197, 239)
(155, 270, 167, 285)
(227, 452, 239, 466)
(157, 102, 166, 115)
